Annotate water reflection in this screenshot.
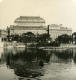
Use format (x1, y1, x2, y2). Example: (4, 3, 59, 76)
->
(50, 50, 73, 63)
(0, 48, 76, 80)
(5, 48, 50, 78)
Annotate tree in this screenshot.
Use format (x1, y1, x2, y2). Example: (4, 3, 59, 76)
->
(9, 34, 21, 42)
(55, 34, 72, 44)
(72, 32, 76, 44)
(36, 33, 51, 43)
(21, 32, 36, 43)
(36, 33, 52, 47)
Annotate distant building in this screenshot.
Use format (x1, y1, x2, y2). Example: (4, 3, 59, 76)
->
(0, 30, 8, 41)
(49, 24, 72, 41)
(9, 16, 47, 35)
(8, 16, 72, 41)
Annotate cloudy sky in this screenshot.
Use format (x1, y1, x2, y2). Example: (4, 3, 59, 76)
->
(0, 0, 76, 32)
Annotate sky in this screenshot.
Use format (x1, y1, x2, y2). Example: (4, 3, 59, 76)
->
(0, 0, 76, 32)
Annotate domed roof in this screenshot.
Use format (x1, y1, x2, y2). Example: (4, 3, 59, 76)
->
(14, 16, 45, 23)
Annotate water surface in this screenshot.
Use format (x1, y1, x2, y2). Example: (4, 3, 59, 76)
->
(0, 47, 76, 80)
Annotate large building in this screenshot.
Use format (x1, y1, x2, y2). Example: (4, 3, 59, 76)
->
(8, 16, 72, 41)
(49, 24, 72, 41)
(9, 16, 47, 35)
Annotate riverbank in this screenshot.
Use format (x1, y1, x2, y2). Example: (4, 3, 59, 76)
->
(39, 44, 76, 51)
(4, 42, 25, 48)
(3, 42, 76, 50)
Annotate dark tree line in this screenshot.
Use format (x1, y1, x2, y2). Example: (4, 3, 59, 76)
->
(7, 32, 51, 43)
(55, 34, 72, 44)
(7, 32, 76, 46)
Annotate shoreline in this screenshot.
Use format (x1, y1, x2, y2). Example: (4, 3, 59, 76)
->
(39, 44, 76, 50)
(2, 42, 76, 50)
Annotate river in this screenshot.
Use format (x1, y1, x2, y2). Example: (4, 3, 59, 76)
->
(0, 47, 76, 80)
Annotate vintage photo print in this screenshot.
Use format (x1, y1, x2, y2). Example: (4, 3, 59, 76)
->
(0, 0, 76, 80)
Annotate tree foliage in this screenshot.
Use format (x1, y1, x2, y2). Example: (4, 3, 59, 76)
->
(72, 32, 76, 44)
(55, 34, 72, 44)
(7, 32, 52, 46)
(37, 33, 51, 43)
(21, 32, 36, 43)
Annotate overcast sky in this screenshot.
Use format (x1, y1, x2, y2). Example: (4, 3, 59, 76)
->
(0, 0, 76, 32)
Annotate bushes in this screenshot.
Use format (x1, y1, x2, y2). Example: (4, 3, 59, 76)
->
(49, 41, 60, 47)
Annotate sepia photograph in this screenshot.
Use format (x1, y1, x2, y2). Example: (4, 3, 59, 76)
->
(0, 0, 76, 80)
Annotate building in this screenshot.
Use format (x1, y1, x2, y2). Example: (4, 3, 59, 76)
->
(49, 24, 72, 41)
(9, 16, 47, 35)
(0, 30, 8, 41)
(8, 16, 72, 41)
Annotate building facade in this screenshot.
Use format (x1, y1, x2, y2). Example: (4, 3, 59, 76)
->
(49, 24, 72, 41)
(9, 16, 47, 35)
(9, 16, 72, 41)
(0, 30, 8, 41)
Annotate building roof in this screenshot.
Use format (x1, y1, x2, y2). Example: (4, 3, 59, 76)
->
(49, 24, 72, 31)
(14, 16, 45, 23)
